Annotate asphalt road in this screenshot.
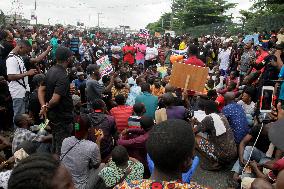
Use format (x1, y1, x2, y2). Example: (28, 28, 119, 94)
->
(191, 166, 233, 189)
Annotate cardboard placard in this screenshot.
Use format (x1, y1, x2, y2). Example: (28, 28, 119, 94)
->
(97, 56, 113, 77)
(169, 62, 209, 93)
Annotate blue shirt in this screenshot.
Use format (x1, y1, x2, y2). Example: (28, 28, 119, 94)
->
(222, 102, 250, 144)
(278, 66, 284, 100)
(135, 92, 158, 119)
(72, 79, 86, 90)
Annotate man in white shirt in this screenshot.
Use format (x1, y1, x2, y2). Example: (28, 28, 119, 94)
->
(145, 43, 158, 69)
(6, 40, 37, 123)
(218, 43, 231, 76)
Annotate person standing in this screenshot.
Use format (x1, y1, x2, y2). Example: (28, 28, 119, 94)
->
(218, 43, 231, 76)
(6, 40, 37, 124)
(135, 39, 146, 67)
(50, 32, 59, 62)
(70, 32, 80, 60)
(38, 46, 74, 155)
(122, 40, 135, 67)
(79, 39, 90, 62)
(145, 43, 158, 69)
(111, 40, 122, 71)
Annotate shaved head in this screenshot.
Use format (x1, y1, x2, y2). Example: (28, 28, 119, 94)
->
(251, 178, 273, 189)
(165, 84, 175, 93)
(224, 92, 235, 104)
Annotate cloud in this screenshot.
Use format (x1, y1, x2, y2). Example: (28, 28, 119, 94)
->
(0, 0, 251, 29)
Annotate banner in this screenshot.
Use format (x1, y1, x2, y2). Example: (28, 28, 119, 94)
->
(154, 32, 161, 38)
(170, 62, 209, 93)
(243, 34, 259, 45)
(138, 29, 150, 39)
(97, 56, 113, 77)
(31, 10, 37, 20)
(172, 48, 188, 59)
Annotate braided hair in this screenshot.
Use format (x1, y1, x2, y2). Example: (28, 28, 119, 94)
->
(8, 153, 60, 189)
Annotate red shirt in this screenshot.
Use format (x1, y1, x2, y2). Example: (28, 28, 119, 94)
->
(110, 105, 133, 132)
(185, 56, 205, 67)
(122, 45, 135, 64)
(216, 95, 225, 112)
(252, 51, 269, 73)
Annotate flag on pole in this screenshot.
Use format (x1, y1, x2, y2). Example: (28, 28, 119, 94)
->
(31, 10, 37, 20)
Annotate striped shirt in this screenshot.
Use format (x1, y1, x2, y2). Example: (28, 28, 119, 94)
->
(128, 116, 141, 129)
(110, 105, 133, 132)
(70, 37, 80, 53)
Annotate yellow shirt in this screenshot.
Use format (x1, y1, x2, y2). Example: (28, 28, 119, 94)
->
(179, 41, 187, 50)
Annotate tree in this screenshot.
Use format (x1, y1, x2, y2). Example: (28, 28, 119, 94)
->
(146, 12, 172, 33)
(238, 0, 284, 33)
(252, 0, 284, 12)
(0, 10, 6, 26)
(172, 0, 236, 29)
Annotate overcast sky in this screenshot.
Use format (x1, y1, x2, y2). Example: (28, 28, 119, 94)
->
(0, 0, 253, 29)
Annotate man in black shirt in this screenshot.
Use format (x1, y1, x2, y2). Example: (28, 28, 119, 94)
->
(231, 124, 272, 181)
(91, 40, 104, 61)
(38, 46, 74, 155)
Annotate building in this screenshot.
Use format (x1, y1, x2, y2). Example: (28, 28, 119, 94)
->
(5, 14, 30, 26)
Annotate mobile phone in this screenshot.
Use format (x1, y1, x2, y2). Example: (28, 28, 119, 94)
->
(260, 86, 274, 113)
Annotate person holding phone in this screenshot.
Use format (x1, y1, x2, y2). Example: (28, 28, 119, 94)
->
(6, 40, 38, 126)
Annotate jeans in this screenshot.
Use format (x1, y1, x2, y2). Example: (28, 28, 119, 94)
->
(12, 98, 25, 127)
(136, 59, 145, 65)
(220, 69, 227, 77)
(50, 121, 73, 155)
(231, 146, 271, 174)
(246, 114, 254, 126)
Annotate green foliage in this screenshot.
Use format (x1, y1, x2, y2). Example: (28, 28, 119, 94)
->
(173, 0, 236, 28)
(252, 0, 284, 12)
(0, 10, 6, 26)
(146, 12, 172, 34)
(146, 0, 236, 34)
(239, 0, 284, 33)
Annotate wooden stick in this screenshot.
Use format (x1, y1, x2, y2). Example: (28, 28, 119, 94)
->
(184, 75, 190, 90)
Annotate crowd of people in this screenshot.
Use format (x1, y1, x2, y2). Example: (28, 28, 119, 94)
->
(0, 24, 284, 189)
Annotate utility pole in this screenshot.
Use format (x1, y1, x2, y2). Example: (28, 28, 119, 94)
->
(170, 0, 174, 30)
(97, 12, 102, 31)
(35, 0, 37, 25)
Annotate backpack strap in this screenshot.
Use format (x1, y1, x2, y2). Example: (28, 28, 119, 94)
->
(7, 53, 27, 90)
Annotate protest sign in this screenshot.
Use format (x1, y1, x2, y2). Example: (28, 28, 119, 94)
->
(169, 62, 209, 93)
(243, 34, 259, 45)
(155, 32, 162, 38)
(97, 56, 113, 77)
(138, 29, 150, 39)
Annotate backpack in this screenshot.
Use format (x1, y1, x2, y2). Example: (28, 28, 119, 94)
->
(0, 42, 7, 79)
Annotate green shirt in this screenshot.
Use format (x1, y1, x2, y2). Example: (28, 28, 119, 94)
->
(135, 92, 158, 119)
(99, 160, 144, 187)
(50, 37, 58, 60)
